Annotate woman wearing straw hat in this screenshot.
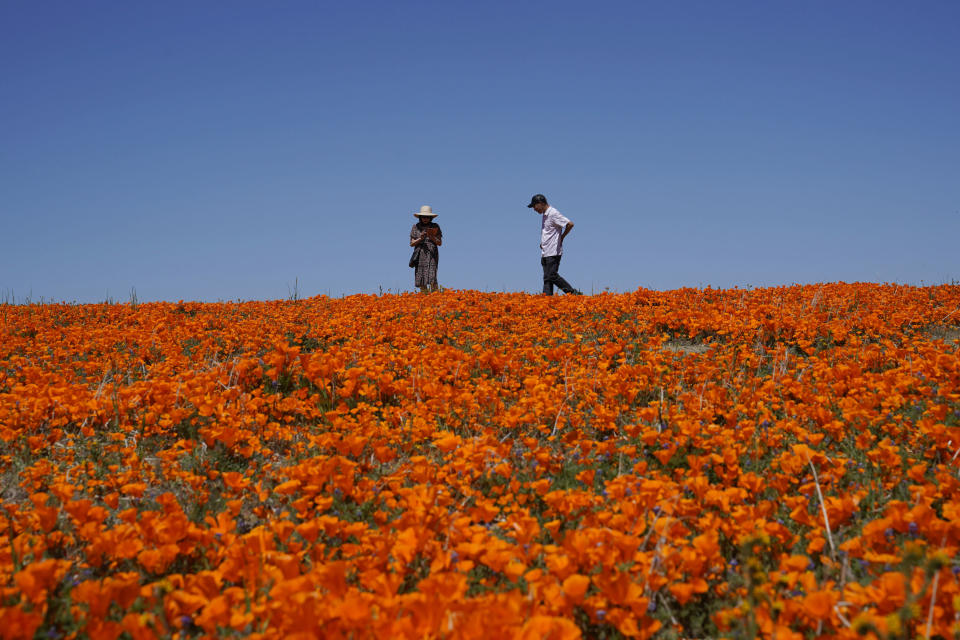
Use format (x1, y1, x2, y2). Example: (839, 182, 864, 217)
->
(409, 205, 443, 292)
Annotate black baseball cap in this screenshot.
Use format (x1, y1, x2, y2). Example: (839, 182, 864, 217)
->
(527, 194, 547, 208)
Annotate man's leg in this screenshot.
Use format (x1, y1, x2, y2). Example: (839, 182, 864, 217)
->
(553, 270, 575, 295)
(545, 255, 577, 294)
(541, 256, 558, 295)
(555, 276, 576, 294)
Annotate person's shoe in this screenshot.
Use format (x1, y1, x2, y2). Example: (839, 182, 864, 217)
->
(567, 289, 583, 295)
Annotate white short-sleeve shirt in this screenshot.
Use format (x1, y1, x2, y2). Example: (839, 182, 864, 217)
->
(540, 206, 571, 257)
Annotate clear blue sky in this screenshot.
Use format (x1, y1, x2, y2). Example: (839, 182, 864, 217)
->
(2, 1, 958, 302)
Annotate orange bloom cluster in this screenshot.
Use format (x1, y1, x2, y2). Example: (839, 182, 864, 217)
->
(1, 283, 959, 639)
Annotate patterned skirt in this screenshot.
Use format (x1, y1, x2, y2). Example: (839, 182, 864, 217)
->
(414, 248, 439, 288)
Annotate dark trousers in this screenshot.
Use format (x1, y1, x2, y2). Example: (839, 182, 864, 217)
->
(541, 255, 575, 295)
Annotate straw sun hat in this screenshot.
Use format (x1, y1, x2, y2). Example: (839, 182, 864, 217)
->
(413, 205, 438, 218)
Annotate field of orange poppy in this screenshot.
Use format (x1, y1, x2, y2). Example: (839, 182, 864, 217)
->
(1, 283, 959, 639)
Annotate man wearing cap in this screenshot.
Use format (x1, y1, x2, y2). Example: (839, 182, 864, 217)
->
(527, 194, 581, 295)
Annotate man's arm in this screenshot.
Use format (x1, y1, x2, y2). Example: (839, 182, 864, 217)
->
(560, 221, 574, 242)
